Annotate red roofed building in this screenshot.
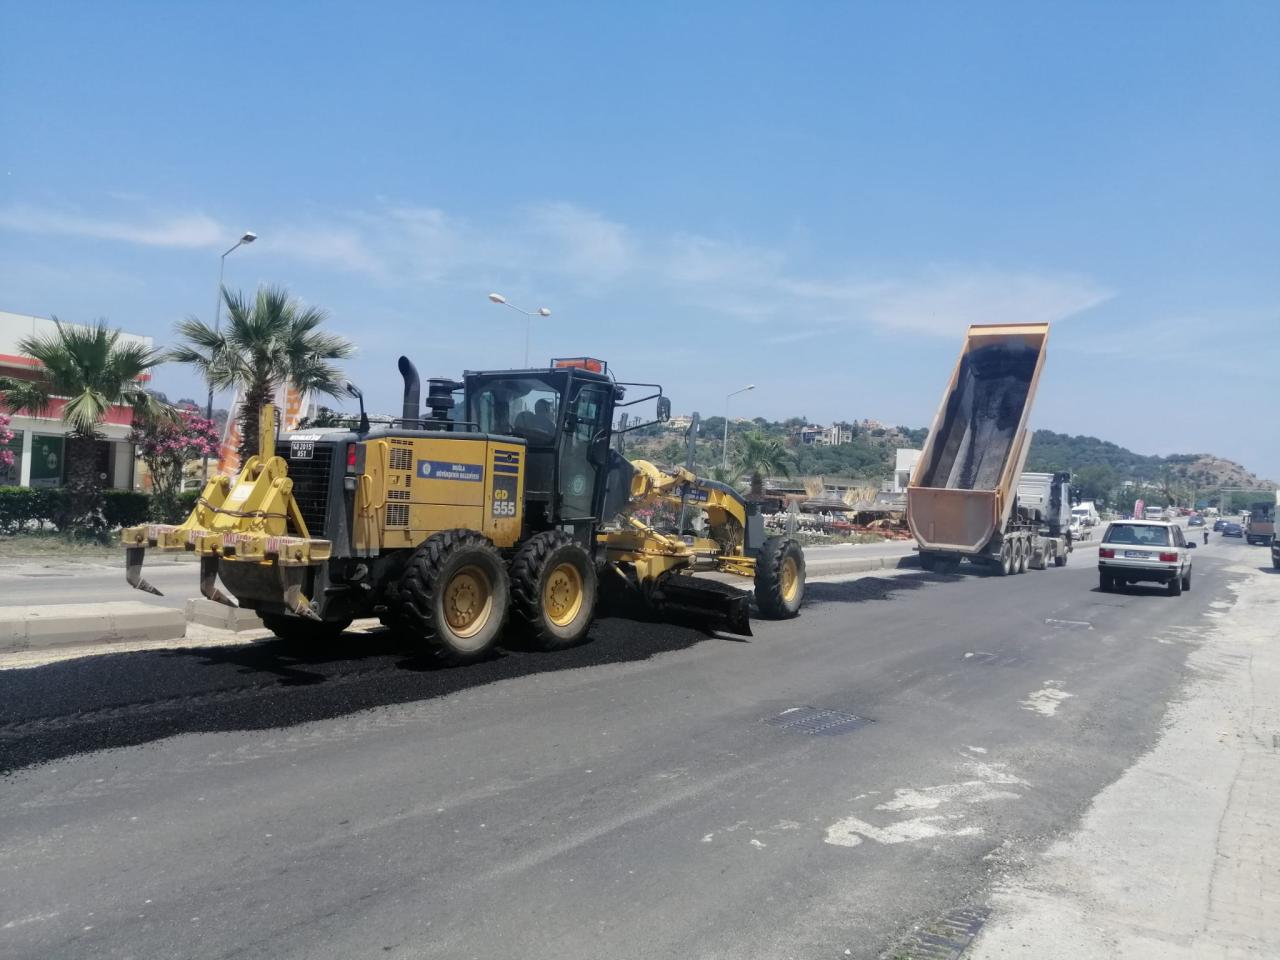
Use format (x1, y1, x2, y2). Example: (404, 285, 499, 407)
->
(0, 309, 148, 490)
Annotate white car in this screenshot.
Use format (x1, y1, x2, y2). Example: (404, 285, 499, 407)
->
(1098, 519, 1195, 595)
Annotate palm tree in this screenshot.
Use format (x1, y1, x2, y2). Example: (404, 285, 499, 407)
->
(733, 431, 793, 498)
(0, 320, 165, 527)
(168, 286, 354, 463)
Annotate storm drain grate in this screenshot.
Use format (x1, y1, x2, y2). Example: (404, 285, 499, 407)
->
(766, 706, 872, 736)
(885, 906, 989, 960)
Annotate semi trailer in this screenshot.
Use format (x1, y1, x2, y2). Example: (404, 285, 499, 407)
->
(906, 322, 1073, 574)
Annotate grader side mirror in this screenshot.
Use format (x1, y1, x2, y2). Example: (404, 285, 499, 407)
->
(344, 380, 370, 434)
(656, 397, 671, 422)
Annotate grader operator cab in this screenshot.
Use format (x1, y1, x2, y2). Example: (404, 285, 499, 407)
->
(123, 355, 806, 663)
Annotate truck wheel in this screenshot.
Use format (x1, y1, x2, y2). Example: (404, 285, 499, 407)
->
(1054, 547, 1068, 568)
(999, 542, 1013, 576)
(509, 531, 598, 650)
(1167, 575, 1183, 597)
(1013, 540, 1027, 574)
(260, 613, 353, 646)
(396, 529, 510, 664)
(755, 536, 805, 618)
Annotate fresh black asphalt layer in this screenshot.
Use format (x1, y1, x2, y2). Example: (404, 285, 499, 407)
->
(0, 539, 1261, 959)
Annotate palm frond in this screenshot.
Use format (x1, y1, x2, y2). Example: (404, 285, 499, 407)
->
(2, 378, 53, 416)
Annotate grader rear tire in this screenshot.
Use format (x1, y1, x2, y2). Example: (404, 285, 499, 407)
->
(755, 536, 805, 619)
(509, 531, 598, 650)
(396, 529, 510, 665)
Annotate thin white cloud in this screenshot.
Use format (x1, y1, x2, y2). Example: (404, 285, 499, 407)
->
(0, 198, 1111, 337)
(0, 203, 225, 248)
(855, 268, 1112, 335)
(520, 202, 632, 282)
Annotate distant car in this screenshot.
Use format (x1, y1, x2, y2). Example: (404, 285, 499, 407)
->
(1212, 518, 1227, 531)
(1098, 520, 1195, 595)
(1188, 515, 1205, 527)
(1222, 522, 1244, 538)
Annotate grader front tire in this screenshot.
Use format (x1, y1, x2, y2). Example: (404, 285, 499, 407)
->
(754, 536, 805, 619)
(509, 531, 598, 650)
(397, 530, 510, 665)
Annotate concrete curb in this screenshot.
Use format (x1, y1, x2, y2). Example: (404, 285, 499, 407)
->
(185, 598, 265, 632)
(0, 602, 186, 654)
(806, 555, 920, 576)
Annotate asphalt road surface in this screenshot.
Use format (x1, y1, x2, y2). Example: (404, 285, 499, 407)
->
(0, 533, 1266, 959)
(0, 542, 917, 612)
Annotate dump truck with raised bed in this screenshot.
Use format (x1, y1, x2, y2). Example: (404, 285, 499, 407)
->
(122, 356, 805, 662)
(906, 322, 1072, 574)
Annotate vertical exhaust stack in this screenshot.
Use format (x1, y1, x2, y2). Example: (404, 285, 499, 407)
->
(398, 356, 421, 426)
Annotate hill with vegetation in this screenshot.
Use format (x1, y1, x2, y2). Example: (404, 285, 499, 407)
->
(627, 418, 1272, 511)
(624, 416, 924, 482)
(1026, 429, 1274, 509)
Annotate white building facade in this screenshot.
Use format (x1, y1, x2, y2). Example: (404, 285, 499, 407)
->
(0, 310, 149, 490)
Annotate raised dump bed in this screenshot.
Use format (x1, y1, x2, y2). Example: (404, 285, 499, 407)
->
(908, 323, 1050, 554)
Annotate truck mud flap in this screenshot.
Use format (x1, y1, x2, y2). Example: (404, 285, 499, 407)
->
(654, 575, 753, 637)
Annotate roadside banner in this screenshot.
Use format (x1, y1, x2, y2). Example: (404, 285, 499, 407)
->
(1134, 498, 1145, 520)
(216, 384, 311, 475)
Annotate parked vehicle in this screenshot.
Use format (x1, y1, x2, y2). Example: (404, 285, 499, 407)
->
(907, 322, 1073, 574)
(1098, 520, 1195, 595)
(1188, 515, 1205, 527)
(1143, 506, 1167, 520)
(1213, 518, 1227, 532)
(1222, 522, 1244, 538)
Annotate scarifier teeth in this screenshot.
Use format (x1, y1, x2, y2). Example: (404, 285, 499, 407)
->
(199, 556, 237, 607)
(124, 547, 164, 596)
(279, 566, 321, 620)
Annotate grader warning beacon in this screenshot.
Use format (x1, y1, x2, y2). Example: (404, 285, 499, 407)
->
(123, 356, 806, 662)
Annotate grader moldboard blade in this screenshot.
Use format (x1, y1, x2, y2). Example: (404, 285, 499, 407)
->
(655, 575, 754, 637)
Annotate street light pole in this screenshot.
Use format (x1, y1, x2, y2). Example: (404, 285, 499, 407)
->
(722, 384, 756, 469)
(202, 232, 257, 482)
(488, 293, 551, 366)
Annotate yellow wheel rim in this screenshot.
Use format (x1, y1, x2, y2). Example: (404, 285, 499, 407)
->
(443, 565, 493, 640)
(544, 561, 584, 628)
(781, 555, 800, 603)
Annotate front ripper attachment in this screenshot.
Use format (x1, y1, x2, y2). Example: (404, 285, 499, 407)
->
(654, 575, 754, 637)
(199, 556, 236, 607)
(125, 546, 163, 596)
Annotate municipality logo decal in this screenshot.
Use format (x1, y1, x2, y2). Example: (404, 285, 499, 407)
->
(416, 460, 483, 482)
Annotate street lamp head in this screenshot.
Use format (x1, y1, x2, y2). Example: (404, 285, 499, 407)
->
(240, 232, 258, 244)
(745, 384, 756, 391)
(487, 293, 507, 305)
(537, 307, 551, 317)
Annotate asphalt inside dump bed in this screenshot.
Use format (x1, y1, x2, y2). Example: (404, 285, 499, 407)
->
(917, 341, 1039, 490)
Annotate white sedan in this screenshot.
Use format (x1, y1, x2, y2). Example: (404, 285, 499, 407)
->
(1098, 519, 1195, 596)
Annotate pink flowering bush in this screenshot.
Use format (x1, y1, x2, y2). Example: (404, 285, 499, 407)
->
(0, 413, 14, 470)
(129, 407, 220, 521)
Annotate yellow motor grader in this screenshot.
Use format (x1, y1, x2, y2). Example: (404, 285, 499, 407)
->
(123, 356, 805, 662)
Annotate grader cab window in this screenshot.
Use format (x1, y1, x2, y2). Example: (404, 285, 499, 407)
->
(471, 377, 562, 445)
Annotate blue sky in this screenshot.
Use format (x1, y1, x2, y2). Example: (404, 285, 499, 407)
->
(2, 2, 1277, 478)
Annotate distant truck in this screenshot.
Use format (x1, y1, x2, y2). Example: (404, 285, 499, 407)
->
(1246, 497, 1276, 546)
(907, 322, 1073, 574)
(1071, 501, 1100, 527)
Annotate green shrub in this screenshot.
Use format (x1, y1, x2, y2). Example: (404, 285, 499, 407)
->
(0, 486, 159, 533)
(102, 490, 151, 530)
